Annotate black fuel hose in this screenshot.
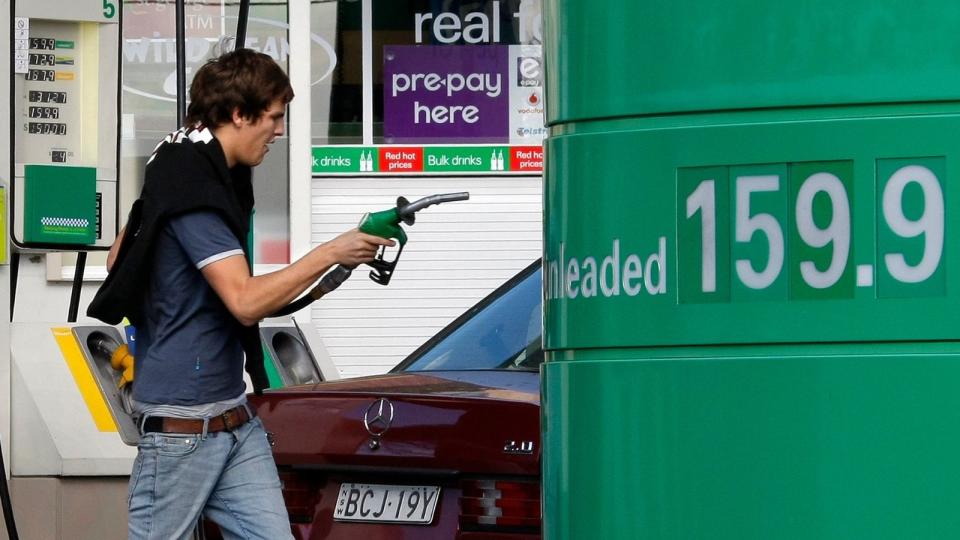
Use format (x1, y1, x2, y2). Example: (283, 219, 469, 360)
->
(270, 265, 354, 317)
(0, 438, 19, 539)
(67, 252, 87, 323)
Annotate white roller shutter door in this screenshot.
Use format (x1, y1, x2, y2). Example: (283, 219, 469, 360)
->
(310, 175, 542, 378)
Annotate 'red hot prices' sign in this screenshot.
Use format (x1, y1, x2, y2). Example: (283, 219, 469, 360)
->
(510, 146, 544, 172)
(379, 147, 424, 173)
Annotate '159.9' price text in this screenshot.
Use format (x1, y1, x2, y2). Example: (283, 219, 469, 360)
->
(678, 158, 945, 303)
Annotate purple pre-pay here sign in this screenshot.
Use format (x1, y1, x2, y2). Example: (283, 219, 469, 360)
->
(383, 45, 509, 143)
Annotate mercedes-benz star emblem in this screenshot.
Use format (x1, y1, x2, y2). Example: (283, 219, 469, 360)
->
(363, 397, 394, 437)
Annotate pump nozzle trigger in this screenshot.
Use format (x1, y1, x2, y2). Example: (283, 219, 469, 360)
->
(360, 192, 468, 286)
(368, 242, 405, 285)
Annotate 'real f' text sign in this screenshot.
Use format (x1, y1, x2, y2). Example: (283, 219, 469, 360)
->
(384, 46, 509, 142)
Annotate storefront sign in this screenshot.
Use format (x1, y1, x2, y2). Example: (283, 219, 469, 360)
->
(379, 147, 423, 172)
(384, 46, 509, 142)
(510, 145, 544, 171)
(377, 0, 544, 146)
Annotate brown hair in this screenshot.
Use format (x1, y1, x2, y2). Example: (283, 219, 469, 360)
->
(186, 48, 294, 128)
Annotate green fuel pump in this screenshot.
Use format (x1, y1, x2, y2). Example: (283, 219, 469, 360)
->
(542, 2, 960, 538)
(272, 192, 469, 317)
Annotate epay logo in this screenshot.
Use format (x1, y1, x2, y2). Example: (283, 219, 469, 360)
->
(517, 56, 542, 87)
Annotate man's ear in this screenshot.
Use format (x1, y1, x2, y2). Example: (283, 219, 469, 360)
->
(231, 107, 245, 127)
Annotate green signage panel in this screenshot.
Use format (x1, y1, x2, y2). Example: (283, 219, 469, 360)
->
(543, 344, 960, 540)
(24, 164, 96, 245)
(543, 3, 960, 540)
(422, 146, 509, 172)
(312, 147, 376, 174)
(544, 1, 960, 123)
(543, 108, 960, 350)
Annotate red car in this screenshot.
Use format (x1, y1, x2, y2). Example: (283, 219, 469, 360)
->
(250, 261, 543, 539)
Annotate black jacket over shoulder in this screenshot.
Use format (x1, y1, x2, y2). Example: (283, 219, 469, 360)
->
(87, 127, 269, 393)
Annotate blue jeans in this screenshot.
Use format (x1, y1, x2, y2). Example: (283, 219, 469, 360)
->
(127, 416, 293, 540)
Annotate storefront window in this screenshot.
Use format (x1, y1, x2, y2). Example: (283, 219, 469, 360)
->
(310, 0, 363, 145)
(310, 0, 545, 149)
(121, 0, 291, 264)
(374, 0, 544, 145)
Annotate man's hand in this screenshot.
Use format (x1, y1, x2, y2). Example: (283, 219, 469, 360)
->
(202, 227, 396, 326)
(324, 228, 395, 268)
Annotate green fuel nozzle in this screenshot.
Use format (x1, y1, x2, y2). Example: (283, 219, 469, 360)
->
(359, 192, 470, 285)
(270, 192, 469, 317)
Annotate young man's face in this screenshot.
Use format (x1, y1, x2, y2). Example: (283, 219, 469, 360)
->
(235, 98, 286, 167)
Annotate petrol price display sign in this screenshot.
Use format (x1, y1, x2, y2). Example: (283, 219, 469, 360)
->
(543, 110, 960, 349)
(677, 158, 944, 303)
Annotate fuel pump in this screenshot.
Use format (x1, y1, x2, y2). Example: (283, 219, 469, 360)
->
(3, 2, 129, 538)
(10, 2, 120, 251)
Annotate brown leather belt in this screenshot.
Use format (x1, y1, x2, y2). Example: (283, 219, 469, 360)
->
(142, 403, 255, 434)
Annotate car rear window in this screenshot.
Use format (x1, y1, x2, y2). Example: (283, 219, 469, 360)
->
(400, 267, 542, 372)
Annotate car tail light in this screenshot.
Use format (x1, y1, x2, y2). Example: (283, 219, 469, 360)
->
(459, 478, 541, 530)
(278, 468, 321, 523)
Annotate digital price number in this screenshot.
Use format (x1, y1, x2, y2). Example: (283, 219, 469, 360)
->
(29, 37, 55, 50)
(26, 122, 67, 136)
(28, 91, 67, 104)
(25, 69, 55, 82)
(29, 53, 55, 66)
(28, 106, 59, 119)
(678, 158, 945, 303)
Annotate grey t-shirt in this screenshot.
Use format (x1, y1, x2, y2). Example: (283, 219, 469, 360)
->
(132, 210, 247, 406)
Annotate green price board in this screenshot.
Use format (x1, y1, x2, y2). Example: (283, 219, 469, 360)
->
(544, 111, 960, 350)
(541, 2, 960, 538)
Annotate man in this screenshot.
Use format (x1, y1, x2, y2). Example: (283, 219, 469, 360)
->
(89, 49, 392, 539)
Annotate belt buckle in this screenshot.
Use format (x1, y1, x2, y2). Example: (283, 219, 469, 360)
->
(221, 409, 237, 432)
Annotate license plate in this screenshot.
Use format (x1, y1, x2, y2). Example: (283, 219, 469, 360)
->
(334, 483, 441, 524)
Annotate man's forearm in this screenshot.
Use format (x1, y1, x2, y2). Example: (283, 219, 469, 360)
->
(202, 228, 392, 326)
(204, 246, 338, 325)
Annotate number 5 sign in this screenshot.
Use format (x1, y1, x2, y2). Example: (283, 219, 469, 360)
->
(103, 0, 117, 19)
